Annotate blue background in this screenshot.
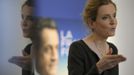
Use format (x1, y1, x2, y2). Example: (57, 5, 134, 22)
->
(35, 0, 89, 74)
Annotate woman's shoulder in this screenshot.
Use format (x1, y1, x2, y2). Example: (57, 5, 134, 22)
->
(23, 43, 32, 54)
(70, 40, 87, 48)
(71, 40, 83, 45)
(107, 42, 118, 54)
(69, 40, 88, 59)
(69, 40, 86, 53)
(69, 39, 91, 52)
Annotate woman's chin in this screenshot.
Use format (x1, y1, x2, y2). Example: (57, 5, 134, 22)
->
(108, 33, 115, 37)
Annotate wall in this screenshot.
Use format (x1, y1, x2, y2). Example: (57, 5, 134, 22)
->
(0, 0, 30, 75)
(108, 0, 134, 75)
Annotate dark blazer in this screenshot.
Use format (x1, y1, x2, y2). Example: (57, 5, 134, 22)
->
(22, 43, 34, 75)
(68, 40, 118, 75)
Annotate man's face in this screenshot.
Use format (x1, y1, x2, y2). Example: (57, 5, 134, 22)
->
(21, 5, 34, 38)
(36, 28, 59, 75)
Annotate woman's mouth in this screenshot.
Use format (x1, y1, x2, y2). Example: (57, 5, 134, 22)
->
(111, 28, 116, 31)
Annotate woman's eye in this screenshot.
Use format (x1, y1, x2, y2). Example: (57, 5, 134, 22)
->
(102, 16, 108, 20)
(113, 15, 116, 18)
(26, 16, 34, 21)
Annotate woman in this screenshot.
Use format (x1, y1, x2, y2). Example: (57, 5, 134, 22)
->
(68, 0, 126, 75)
(8, 0, 35, 75)
(32, 18, 59, 75)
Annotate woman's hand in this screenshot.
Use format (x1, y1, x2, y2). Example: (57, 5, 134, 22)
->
(96, 48, 126, 74)
(8, 55, 32, 71)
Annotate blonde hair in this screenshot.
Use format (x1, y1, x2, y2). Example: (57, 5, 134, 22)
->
(83, 0, 116, 25)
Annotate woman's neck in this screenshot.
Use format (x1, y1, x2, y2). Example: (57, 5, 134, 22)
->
(83, 33, 109, 58)
(86, 33, 108, 45)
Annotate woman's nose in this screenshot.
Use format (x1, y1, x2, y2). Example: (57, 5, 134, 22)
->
(22, 19, 28, 27)
(110, 17, 116, 26)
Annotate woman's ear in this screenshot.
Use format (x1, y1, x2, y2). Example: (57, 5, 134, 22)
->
(87, 19, 95, 31)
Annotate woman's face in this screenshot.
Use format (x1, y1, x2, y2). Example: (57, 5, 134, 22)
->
(21, 5, 34, 38)
(91, 3, 117, 38)
(36, 28, 59, 75)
